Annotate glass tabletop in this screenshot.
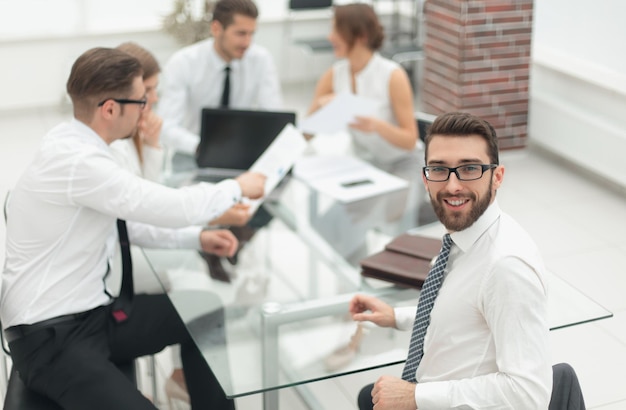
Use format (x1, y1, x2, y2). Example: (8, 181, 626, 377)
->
(141, 171, 612, 401)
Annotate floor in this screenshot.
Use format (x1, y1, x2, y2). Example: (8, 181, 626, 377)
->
(1, 82, 626, 409)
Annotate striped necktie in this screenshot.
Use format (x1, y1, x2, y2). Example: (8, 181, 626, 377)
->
(401, 233, 453, 382)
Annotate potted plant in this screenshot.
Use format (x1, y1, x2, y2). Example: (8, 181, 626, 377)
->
(163, 0, 217, 45)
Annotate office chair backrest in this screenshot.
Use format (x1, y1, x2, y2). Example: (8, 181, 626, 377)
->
(549, 363, 586, 410)
(416, 111, 437, 143)
(289, 0, 332, 11)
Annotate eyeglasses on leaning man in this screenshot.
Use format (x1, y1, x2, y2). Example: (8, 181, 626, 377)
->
(97, 97, 147, 109)
(423, 164, 498, 182)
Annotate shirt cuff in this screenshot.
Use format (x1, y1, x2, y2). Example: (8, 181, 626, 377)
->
(216, 178, 242, 203)
(414, 380, 450, 409)
(394, 306, 417, 331)
(175, 225, 204, 250)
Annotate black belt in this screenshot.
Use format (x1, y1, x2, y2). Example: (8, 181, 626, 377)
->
(4, 310, 93, 344)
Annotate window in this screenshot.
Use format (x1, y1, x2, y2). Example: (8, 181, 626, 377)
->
(0, 0, 287, 41)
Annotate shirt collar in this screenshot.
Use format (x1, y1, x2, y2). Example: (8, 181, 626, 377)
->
(450, 200, 501, 253)
(207, 38, 241, 71)
(70, 118, 109, 150)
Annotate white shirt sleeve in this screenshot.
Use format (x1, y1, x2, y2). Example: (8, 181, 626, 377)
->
(394, 306, 417, 331)
(70, 148, 241, 227)
(414, 257, 552, 409)
(127, 221, 203, 250)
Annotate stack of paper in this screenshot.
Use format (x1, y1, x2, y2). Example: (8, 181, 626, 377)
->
(293, 155, 408, 203)
(298, 92, 380, 135)
(247, 124, 308, 213)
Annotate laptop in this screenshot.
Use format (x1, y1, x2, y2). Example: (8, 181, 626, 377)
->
(195, 108, 297, 182)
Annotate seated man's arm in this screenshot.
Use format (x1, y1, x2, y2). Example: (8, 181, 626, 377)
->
(127, 221, 203, 250)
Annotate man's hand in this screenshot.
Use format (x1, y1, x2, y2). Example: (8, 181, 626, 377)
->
(235, 172, 266, 199)
(372, 375, 417, 410)
(210, 203, 251, 226)
(349, 294, 396, 328)
(199, 229, 238, 257)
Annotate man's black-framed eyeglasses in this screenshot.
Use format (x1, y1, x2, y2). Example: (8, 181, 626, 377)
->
(423, 164, 498, 182)
(97, 98, 147, 109)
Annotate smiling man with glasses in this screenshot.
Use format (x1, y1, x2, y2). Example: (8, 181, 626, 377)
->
(350, 112, 552, 410)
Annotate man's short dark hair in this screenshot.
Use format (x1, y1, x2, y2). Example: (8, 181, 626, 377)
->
(425, 112, 500, 165)
(212, 0, 258, 28)
(67, 47, 142, 121)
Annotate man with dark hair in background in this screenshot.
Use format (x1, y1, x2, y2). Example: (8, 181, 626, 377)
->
(159, 0, 282, 155)
(158, 0, 283, 283)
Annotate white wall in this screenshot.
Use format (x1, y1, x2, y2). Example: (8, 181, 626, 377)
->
(2, 0, 625, 191)
(0, 0, 405, 112)
(0, 2, 336, 112)
(529, 0, 626, 189)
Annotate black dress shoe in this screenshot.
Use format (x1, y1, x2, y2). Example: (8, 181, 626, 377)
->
(198, 251, 231, 283)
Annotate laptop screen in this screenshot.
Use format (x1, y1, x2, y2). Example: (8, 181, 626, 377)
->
(196, 108, 297, 170)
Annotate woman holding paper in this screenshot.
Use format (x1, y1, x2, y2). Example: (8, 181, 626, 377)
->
(307, 3, 423, 232)
(308, 3, 419, 166)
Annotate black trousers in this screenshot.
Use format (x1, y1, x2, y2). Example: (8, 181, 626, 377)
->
(8, 294, 234, 410)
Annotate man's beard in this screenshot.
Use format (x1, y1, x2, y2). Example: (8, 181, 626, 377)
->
(429, 180, 492, 232)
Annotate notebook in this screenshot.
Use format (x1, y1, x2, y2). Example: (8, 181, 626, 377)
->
(360, 234, 442, 289)
(195, 108, 297, 182)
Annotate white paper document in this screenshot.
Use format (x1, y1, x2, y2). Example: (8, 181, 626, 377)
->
(298, 92, 380, 134)
(247, 123, 308, 213)
(293, 155, 408, 203)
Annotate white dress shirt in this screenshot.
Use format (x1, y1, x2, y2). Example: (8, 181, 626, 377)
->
(394, 201, 552, 409)
(1, 119, 241, 328)
(109, 138, 164, 183)
(109, 138, 204, 250)
(158, 38, 283, 154)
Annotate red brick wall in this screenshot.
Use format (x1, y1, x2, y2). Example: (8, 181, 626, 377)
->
(421, 0, 533, 149)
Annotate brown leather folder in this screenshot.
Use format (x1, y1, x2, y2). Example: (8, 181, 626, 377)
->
(384, 234, 441, 260)
(360, 234, 442, 289)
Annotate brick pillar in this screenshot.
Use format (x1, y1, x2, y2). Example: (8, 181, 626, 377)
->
(421, 0, 533, 149)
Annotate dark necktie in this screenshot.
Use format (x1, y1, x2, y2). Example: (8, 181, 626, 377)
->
(112, 219, 134, 323)
(401, 233, 453, 382)
(220, 66, 231, 108)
